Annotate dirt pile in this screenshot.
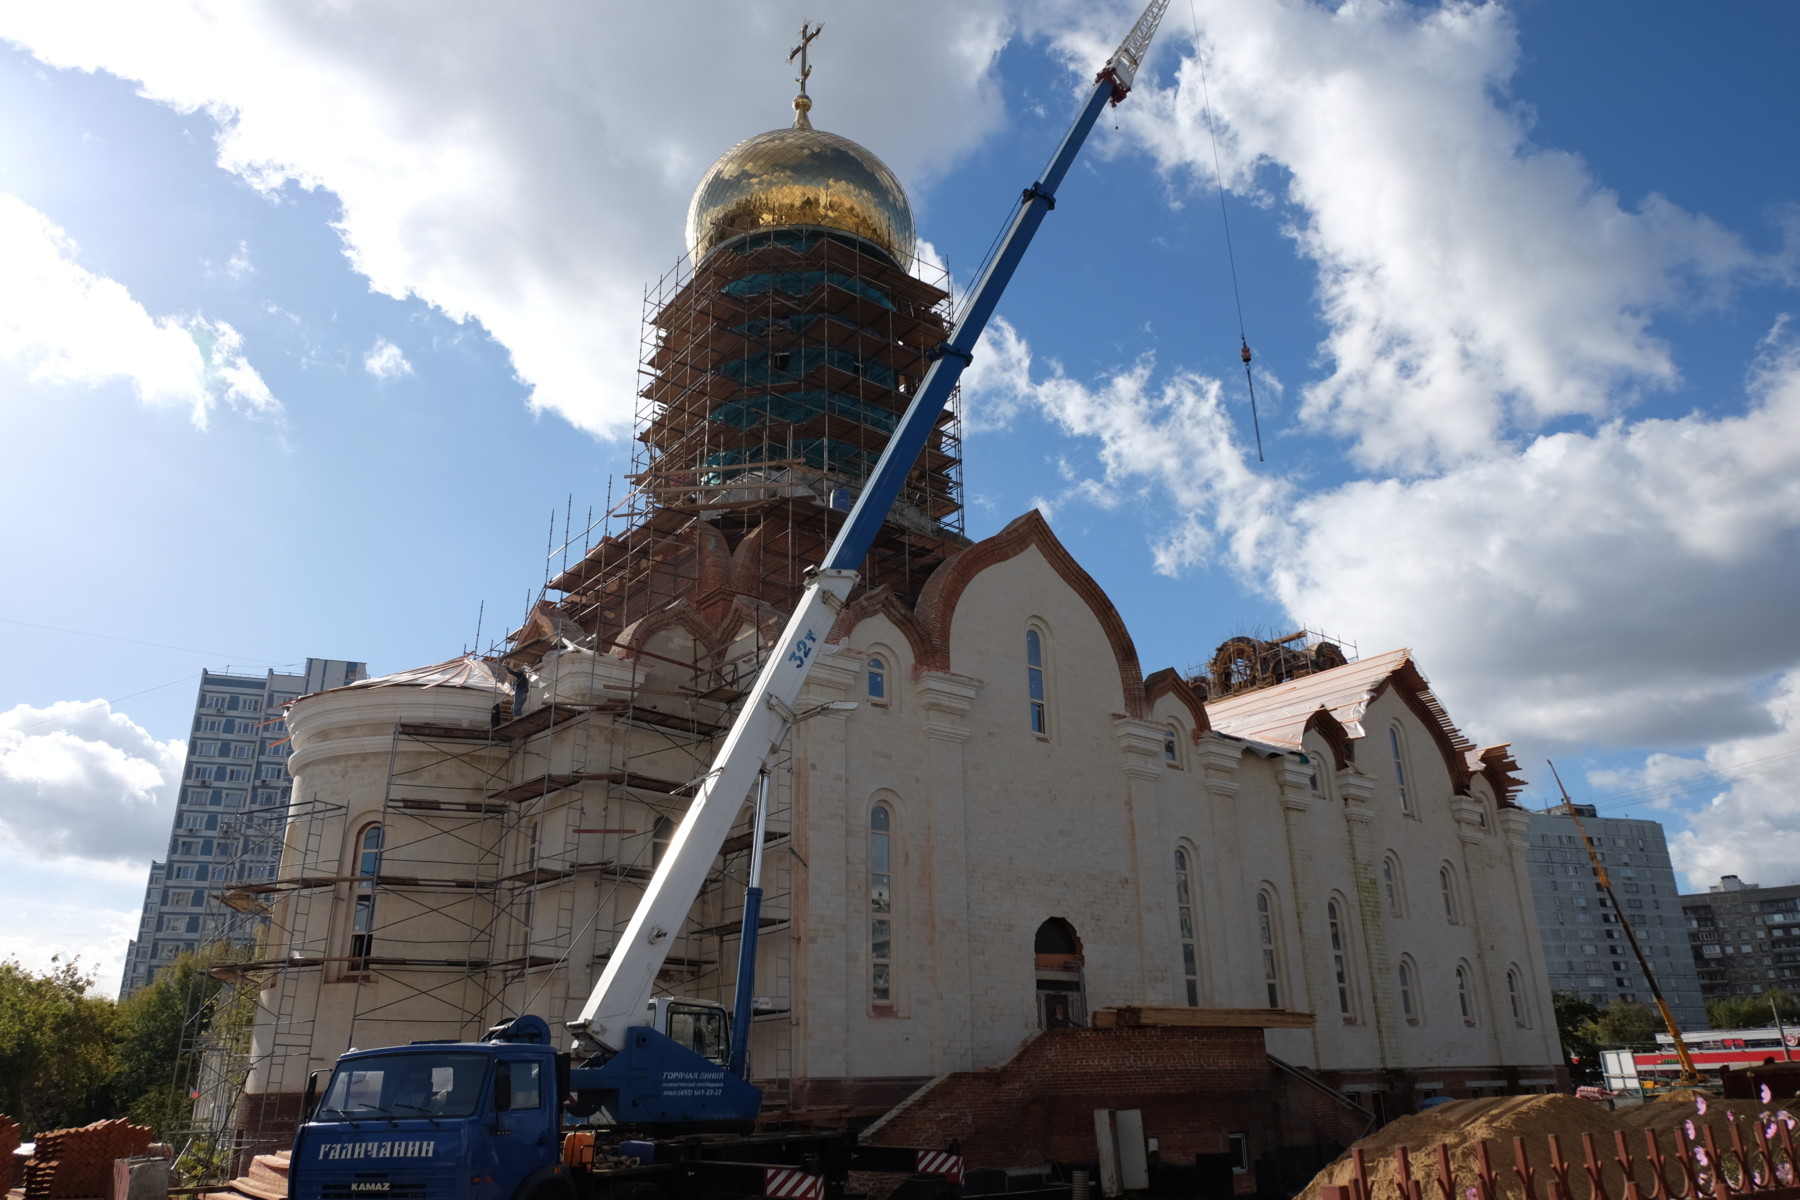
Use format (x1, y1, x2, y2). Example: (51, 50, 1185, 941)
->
(1298, 1094, 1800, 1200)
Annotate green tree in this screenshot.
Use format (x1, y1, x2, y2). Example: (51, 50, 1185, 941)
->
(1707, 988, 1800, 1030)
(113, 947, 235, 1139)
(1589, 997, 1662, 1047)
(0, 958, 119, 1135)
(1553, 991, 1603, 1085)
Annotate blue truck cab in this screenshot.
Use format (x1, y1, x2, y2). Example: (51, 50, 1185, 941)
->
(292, 1035, 572, 1200)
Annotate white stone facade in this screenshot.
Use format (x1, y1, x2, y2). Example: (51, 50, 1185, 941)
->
(243, 512, 1563, 1130)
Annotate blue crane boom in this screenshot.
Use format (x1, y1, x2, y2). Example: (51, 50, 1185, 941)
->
(568, 0, 1172, 1081)
(825, 0, 1171, 573)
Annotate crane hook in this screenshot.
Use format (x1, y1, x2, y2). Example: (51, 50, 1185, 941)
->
(1240, 338, 1264, 462)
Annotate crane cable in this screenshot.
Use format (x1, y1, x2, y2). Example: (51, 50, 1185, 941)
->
(1188, 0, 1263, 461)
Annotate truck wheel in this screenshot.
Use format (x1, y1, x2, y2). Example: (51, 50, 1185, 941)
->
(609, 1184, 665, 1200)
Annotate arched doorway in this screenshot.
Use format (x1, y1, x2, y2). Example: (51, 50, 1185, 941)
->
(1034, 918, 1087, 1029)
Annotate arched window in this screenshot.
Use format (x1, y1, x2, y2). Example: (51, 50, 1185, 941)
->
(1398, 957, 1419, 1024)
(1382, 854, 1406, 918)
(1456, 962, 1476, 1025)
(871, 804, 893, 1005)
(867, 655, 887, 703)
(1164, 725, 1182, 768)
(1389, 726, 1412, 814)
(1440, 865, 1461, 925)
(1507, 966, 1528, 1027)
(1175, 848, 1198, 1006)
(1327, 898, 1353, 1020)
(1026, 627, 1048, 735)
(1256, 889, 1283, 1009)
(350, 823, 382, 964)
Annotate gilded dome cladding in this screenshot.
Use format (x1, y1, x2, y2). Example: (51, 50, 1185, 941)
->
(686, 126, 916, 266)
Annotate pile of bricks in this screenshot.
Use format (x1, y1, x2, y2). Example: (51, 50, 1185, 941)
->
(21, 1119, 152, 1199)
(1, 1115, 21, 1192)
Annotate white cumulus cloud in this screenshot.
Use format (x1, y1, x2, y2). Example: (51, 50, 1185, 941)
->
(0, 1, 1018, 438)
(364, 336, 413, 379)
(1095, 0, 1758, 473)
(0, 194, 278, 427)
(0, 700, 184, 865)
(1667, 671, 1800, 890)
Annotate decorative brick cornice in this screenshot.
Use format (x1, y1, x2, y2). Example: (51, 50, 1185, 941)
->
(1276, 760, 1320, 813)
(1338, 771, 1377, 821)
(1143, 668, 1210, 736)
(913, 511, 1147, 718)
(802, 651, 860, 702)
(826, 584, 931, 665)
(916, 671, 979, 717)
(1112, 717, 1165, 781)
(1192, 733, 1244, 777)
(1495, 806, 1532, 849)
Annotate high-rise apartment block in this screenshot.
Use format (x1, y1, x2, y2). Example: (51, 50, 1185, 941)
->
(1681, 875, 1800, 1004)
(120, 658, 365, 996)
(1524, 804, 1707, 1030)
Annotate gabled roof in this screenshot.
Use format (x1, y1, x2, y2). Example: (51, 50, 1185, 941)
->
(1203, 647, 1496, 799)
(1203, 647, 1417, 747)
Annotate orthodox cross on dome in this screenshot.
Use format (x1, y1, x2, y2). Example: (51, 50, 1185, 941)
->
(788, 20, 821, 129)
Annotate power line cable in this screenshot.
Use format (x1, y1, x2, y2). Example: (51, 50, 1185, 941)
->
(0, 616, 294, 665)
(11, 672, 204, 732)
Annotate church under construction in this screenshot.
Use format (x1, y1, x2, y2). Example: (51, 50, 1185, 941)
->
(193, 68, 1565, 1175)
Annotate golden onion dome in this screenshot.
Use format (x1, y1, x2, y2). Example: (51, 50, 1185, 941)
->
(686, 98, 916, 267)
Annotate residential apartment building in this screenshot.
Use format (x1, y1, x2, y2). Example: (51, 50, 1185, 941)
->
(119, 658, 366, 996)
(1681, 875, 1800, 1005)
(1525, 804, 1707, 1030)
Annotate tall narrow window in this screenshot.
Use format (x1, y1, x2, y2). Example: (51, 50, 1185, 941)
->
(1026, 628, 1047, 735)
(1507, 967, 1526, 1026)
(1257, 890, 1282, 1008)
(1164, 725, 1181, 767)
(871, 805, 892, 1004)
(1456, 963, 1475, 1024)
(1440, 865, 1460, 924)
(1327, 899, 1352, 1018)
(1389, 726, 1411, 814)
(1398, 959, 1417, 1023)
(652, 816, 674, 866)
(867, 655, 887, 702)
(1382, 855, 1405, 917)
(1175, 849, 1198, 1006)
(351, 823, 382, 965)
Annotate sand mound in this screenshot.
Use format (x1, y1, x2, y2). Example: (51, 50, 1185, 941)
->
(1299, 1094, 1798, 1200)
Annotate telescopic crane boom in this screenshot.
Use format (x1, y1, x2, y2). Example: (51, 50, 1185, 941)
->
(1548, 761, 1705, 1088)
(568, 0, 1173, 1060)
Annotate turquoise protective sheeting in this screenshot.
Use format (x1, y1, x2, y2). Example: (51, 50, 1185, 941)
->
(721, 271, 895, 311)
(730, 311, 865, 340)
(721, 346, 895, 389)
(708, 389, 899, 434)
(726, 230, 828, 257)
(701, 438, 882, 486)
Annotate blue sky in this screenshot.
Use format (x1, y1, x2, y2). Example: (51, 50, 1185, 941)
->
(2, 0, 1798, 994)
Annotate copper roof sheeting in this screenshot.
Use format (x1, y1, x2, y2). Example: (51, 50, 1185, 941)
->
(1202, 647, 1527, 806)
(1203, 647, 1417, 747)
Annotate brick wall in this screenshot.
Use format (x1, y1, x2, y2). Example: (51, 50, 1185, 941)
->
(862, 1026, 1362, 1173)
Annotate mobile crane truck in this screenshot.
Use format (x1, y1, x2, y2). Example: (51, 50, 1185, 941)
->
(287, 6, 1170, 1200)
